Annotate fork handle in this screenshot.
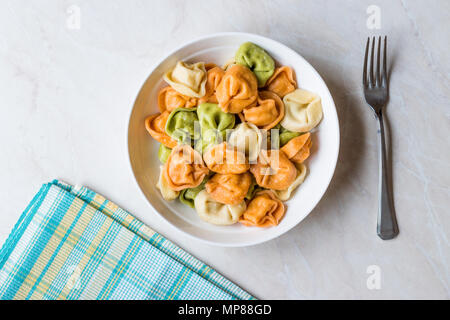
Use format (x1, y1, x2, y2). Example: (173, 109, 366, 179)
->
(376, 112, 399, 240)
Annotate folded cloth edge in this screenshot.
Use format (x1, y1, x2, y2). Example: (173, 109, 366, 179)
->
(0, 180, 255, 300)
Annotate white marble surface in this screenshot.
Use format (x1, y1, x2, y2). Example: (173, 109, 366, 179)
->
(0, 0, 449, 299)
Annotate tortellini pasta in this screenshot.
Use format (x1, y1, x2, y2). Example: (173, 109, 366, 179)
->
(281, 89, 323, 132)
(163, 144, 209, 191)
(194, 190, 246, 225)
(165, 108, 199, 143)
(158, 144, 172, 164)
(281, 132, 312, 163)
(227, 122, 263, 163)
(197, 103, 235, 152)
(235, 42, 275, 87)
(146, 43, 325, 228)
(273, 163, 307, 201)
(156, 166, 179, 201)
(179, 178, 208, 208)
(240, 91, 284, 130)
(216, 64, 258, 114)
(164, 61, 207, 98)
(205, 172, 252, 205)
(265, 66, 297, 98)
(158, 86, 198, 112)
(239, 190, 285, 227)
(203, 142, 249, 174)
(145, 112, 178, 148)
(250, 150, 297, 190)
(199, 65, 225, 104)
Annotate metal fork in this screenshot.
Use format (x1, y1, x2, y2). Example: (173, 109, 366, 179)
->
(363, 36, 399, 240)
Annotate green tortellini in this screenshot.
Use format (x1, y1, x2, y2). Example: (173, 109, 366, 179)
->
(235, 42, 275, 87)
(279, 126, 301, 147)
(197, 103, 235, 151)
(165, 108, 199, 144)
(244, 175, 265, 200)
(269, 124, 300, 147)
(245, 178, 257, 200)
(158, 144, 172, 164)
(179, 179, 208, 208)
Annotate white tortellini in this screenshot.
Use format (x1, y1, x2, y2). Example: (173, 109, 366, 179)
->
(164, 61, 207, 98)
(156, 166, 179, 201)
(280, 89, 323, 132)
(194, 190, 246, 225)
(273, 163, 307, 201)
(227, 122, 263, 163)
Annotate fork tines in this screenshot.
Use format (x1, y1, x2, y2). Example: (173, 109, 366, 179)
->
(363, 36, 387, 88)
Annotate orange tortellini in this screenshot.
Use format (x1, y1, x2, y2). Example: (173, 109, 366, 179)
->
(163, 144, 209, 191)
(144, 42, 324, 229)
(281, 132, 312, 163)
(265, 66, 297, 98)
(145, 112, 178, 148)
(240, 91, 284, 130)
(205, 172, 252, 205)
(199, 64, 225, 104)
(203, 142, 249, 174)
(239, 190, 285, 227)
(216, 64, 258, 113)
(158, 86, 198, 112)
(273, 163, 307, 201)
(250, 150, 297, 190)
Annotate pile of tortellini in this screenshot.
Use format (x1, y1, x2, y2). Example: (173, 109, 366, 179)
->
(145, 42, 323, 227)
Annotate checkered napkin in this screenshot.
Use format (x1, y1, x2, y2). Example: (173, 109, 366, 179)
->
(0, 180, 254, 300)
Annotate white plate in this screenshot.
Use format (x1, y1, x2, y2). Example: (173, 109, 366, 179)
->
(128, 32, 339, 247)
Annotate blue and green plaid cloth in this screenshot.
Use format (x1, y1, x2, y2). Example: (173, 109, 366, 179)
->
(0, 180, 254, 300)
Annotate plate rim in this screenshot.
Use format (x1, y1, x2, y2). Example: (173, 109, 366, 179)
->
(127, 31, 340, 247)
